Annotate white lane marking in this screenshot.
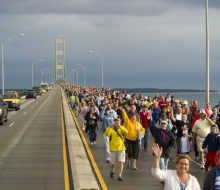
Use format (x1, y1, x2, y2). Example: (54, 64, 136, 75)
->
(9, 122, 15, 127)
(191, 159, 201, 166)
(24, 112, 26, 115)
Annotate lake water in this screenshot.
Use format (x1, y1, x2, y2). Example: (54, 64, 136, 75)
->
(141, 92, 220, 109)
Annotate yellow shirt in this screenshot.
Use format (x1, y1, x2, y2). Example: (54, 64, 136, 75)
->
(122, 112, 145, 141)
(192, 119, 211, 138)
(146, 101, 153, 108)
(105, 126, 128, 151)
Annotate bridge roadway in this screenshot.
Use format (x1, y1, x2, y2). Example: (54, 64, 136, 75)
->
(0, 87, 208, 190)
(72, 106, 208, 189)
(0, 88, 66, 190)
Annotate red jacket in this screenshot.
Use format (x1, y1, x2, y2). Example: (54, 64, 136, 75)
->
(159, 101, 167, 110)
(139, 111, 149, 128)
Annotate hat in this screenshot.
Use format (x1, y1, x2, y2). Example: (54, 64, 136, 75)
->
(105, 107, 110, 111)
(199, 109, 206, 114)
(175, 100, 179, 103)
(182, 100, 188, 104)
(114, 118, 120, 121)
(144, 96, 148, 100)
(160, 120, 167, 124)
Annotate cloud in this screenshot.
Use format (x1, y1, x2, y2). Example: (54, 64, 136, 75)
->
(0, 0, 220, 90)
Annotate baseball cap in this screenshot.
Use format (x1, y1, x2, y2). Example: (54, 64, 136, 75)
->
(161, 120, 167, 124)
(199, 109, 206, 114)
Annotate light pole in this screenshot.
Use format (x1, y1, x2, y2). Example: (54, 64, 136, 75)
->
(72, 70, 78, 85)
(48, 73, 53, 85)
(2, 34, 24, 94)
(68, 74, 73, 84)
(41, 68, 49, 83)
(76, 64, 86, 86)
(46, 72, 52, 83)
(69, 73, 74, 84)
(68, 75, 72, 84)
(89, 51, 104, 88)
(32, 60, 43, 87)
(50, 74, 54, 85)
(203, 0, 210, 104)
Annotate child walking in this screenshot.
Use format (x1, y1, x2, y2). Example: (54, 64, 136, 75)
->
(202, 124, 219, 172)
(177, 128, 193, 154)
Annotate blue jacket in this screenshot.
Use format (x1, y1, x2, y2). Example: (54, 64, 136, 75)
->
(202, 132, 219, 152)
(152, 107, 161, 123)
(100, 110, 116, 132)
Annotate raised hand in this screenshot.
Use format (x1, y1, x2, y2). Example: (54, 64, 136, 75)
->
(152, 143, 162, 157)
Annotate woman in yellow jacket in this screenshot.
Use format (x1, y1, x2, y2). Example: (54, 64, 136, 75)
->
(119, 106, 145, 170)
(105, 118, 128, 181)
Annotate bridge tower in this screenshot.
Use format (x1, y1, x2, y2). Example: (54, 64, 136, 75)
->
(55, 38, 66, 83)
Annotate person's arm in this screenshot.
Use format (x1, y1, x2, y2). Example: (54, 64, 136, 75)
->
(170, 108, 176, 122)
(104, 126, 112, 137)
(84, 112, 89, 121)
(100, 109, 105, 120)
(152, 143, 162, 169)
(206, 117, 215, 125)
(94, 112, 99, 121)
(202, 135, 208, 150)
(140, 126, 145, 137)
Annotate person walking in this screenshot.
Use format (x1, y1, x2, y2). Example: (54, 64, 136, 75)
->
(192, 109, 215, 169)
(69, 92, 79, 116)
(100, 107, 117, 163)
(105, 118, 128, 181)
(151, 143, 201, 190)
(85, 106, 99, 145)
(139, 105, 149, 149)
(202, 124, 219, 172)
(147, 112, 175, 184)
(119, 106, 145, 170)
(79, 100, 88, 130)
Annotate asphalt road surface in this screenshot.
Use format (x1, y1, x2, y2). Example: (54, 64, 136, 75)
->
(0, 88, 64, 190)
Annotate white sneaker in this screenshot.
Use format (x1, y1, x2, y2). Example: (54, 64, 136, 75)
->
(90, 142, 93, 145)
(82, 127, 85, 131)
(133, 165, 137, 170)
(200, 163, 205, 169)
(93, 141, 96, 145)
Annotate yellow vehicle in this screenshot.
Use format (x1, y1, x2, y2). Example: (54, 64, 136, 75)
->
(2, 91, 20, 111)
(41, 89, 47, 94)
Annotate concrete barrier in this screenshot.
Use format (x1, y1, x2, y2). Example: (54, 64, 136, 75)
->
(61, 90, 100, 190)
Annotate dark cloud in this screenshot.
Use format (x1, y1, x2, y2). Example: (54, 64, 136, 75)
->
(0, 0, 220, 90)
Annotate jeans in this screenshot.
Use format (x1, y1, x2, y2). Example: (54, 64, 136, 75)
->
(144, 128, 149, 148)
(160, 157, 169, 170)
(89, 127, 97, 143)
(103, 133, 110, 161)
(70, 102, 75, 108)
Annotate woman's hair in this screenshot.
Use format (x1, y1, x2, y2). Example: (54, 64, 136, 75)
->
(174, 154, 191, 165)
(81, 100, 86, 106)
(130, 113, 136, 119)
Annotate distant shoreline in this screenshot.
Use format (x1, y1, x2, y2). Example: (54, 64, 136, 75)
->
(114, 88, 218, 93)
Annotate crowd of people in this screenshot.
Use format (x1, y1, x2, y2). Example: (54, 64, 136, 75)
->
(64, 84, 220, 189)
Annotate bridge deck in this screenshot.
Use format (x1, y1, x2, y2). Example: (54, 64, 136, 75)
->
(75, 117, 207, 190)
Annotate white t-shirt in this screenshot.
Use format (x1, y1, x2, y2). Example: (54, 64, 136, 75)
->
(181, 137, 189, 153)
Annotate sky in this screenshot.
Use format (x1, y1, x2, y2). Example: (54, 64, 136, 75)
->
(1, 0, 220, 90)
